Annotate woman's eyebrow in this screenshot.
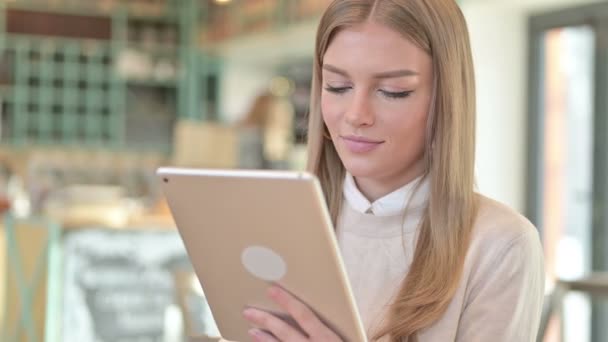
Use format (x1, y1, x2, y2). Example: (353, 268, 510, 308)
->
(322, 63, 418, 79)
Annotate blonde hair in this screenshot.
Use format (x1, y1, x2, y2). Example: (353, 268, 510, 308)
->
(306, 0, 478, 340)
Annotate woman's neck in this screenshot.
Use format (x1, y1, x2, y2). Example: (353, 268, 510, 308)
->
(354, 166, 425, 202)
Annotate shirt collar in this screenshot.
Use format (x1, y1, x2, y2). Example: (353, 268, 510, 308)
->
(343, 172, 430, 216)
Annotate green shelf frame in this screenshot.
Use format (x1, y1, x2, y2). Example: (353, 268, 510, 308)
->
(1, 214, 62, 342)
(0, 0, 222, 152)
(1, 35, 123, 147)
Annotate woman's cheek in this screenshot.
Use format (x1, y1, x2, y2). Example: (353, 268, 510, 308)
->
(321, 96, 342, 130)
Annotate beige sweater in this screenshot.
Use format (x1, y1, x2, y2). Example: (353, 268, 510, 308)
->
(337, 179, 545, 341)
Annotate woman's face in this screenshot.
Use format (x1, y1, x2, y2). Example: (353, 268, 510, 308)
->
(321, 21, 434, 199)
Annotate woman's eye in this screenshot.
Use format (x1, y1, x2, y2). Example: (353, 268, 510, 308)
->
(380, 90, 413, 99)
(324, 85, 351, 94)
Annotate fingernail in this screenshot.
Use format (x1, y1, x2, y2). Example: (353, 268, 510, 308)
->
(242, 308, 254, 319)
(248, 328, 262, 341)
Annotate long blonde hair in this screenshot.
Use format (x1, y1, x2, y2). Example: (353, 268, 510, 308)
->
(306, 0, 478, 340)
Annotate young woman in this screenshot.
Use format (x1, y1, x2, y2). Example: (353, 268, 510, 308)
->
(243, 0, 545, 341)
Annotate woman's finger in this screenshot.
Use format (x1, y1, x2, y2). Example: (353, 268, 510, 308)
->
(268, 286, 341, 340)
(243, 308, 308, 342)
(248, 328, 279, 342)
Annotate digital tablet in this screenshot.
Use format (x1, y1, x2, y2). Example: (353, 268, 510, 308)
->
(157, 167, 367, 342)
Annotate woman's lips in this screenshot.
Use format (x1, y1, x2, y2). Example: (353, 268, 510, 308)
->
(341, 135, 384, 153)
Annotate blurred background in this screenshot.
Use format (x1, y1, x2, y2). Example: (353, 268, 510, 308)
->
(0, 0, 606, 341)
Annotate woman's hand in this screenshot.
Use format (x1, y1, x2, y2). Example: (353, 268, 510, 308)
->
(242, 286, 343, 342)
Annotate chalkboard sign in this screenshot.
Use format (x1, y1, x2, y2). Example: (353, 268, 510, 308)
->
(60, 228, 217, 342)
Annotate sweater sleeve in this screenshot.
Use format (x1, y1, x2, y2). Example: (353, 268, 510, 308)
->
(456, 229, 545, 342)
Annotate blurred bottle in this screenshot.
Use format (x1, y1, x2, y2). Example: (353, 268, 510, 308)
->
(163, 304, 184, 342)
(0, 162, 12, 215)
(7, 174, 30, 218)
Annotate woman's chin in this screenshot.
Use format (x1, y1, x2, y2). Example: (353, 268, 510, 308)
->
(341, 160, 381, 179)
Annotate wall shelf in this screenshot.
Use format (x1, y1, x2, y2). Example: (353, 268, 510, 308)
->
(0, 0, 221, 153)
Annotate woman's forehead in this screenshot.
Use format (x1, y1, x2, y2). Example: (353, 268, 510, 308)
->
(323, 22, 432, 77)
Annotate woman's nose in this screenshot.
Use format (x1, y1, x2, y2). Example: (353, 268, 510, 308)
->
(344, 92, 375, 127)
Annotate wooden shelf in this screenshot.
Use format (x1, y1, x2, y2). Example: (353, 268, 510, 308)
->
(3, 1, 180, 22)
